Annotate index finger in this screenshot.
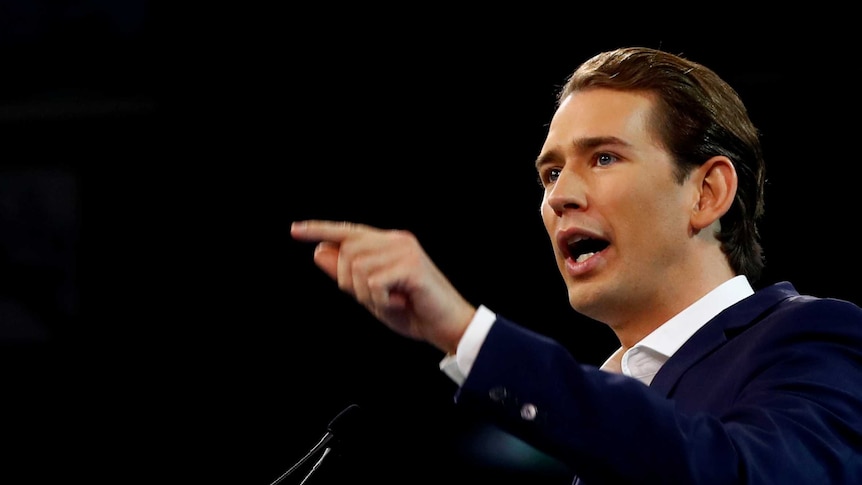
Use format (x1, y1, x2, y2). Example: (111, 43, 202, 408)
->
(290, 220, 371, 242)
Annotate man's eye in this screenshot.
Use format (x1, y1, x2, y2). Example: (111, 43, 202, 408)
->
(596, 153, 617, 167)
(537, 168, 561, 187)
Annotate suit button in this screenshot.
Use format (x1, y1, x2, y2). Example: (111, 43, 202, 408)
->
(489, 387, 508, 402)
(520, 403, 538, 421)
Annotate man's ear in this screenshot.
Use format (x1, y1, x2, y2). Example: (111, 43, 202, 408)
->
(691, 156, 737, 231)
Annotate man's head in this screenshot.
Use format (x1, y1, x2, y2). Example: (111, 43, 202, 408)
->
(559, 47, 766, 280)
(536, 47, 765, 337)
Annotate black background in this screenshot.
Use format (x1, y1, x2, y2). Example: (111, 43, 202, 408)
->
(2, 5, 860, 484)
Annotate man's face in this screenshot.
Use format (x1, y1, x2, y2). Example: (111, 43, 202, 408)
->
(536, 88, 697, 329)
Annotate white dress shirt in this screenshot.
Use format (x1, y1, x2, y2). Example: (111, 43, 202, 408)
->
(440, 275, 754, 386)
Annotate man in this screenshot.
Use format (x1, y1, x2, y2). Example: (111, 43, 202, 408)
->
(290, 47, 862, 484)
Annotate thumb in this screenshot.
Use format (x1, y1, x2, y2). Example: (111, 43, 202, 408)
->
(312, 242, 340, 281)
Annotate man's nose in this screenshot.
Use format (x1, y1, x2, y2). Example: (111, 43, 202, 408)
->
(545, 169, 586, 215)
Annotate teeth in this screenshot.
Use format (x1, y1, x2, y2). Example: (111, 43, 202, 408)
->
(568, 235, 587, 245)
(575, 252, 595, 263)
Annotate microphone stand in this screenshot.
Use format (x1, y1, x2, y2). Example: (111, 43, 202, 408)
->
(269, 432, 333, 485)
(298, 447, 332, 485)
(269, 404, 361, 485)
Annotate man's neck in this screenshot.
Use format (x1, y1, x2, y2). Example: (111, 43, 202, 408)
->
(609, 272, 741, 349)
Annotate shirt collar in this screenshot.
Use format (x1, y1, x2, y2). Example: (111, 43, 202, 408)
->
(637, 275, 754, 358)
(601, 275, 754, 384)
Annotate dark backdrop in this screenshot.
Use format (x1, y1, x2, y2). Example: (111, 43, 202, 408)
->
(2, 5, 860, 484)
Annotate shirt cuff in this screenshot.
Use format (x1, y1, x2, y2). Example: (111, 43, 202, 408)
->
(438, 305, 496, 385)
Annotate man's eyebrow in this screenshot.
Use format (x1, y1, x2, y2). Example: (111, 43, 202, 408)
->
(534, 152, 558, 171)
(534, 136, 631, 170)
(574, 135, 630, 151)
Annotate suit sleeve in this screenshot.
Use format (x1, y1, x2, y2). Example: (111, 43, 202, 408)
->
(452, 305, 862, 485)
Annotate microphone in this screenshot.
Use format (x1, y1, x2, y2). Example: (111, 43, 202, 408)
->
(269, 404, 362, 485)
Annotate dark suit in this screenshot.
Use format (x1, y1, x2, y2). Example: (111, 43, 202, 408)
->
(454, 282, 862, 484)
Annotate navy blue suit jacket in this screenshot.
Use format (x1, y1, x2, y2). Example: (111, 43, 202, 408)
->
(454, 282, 862, 484)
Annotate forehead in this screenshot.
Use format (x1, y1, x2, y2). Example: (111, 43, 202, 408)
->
(549, 88, 658, 141)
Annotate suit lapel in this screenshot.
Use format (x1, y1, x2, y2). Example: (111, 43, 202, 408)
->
(649, 281, 798, 397)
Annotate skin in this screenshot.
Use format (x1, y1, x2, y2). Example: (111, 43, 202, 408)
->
(291, 87, 739, 359)
(290, 221, 476, 355)
(537, 88, 738, 348)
